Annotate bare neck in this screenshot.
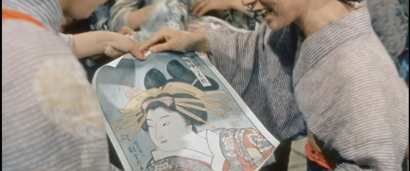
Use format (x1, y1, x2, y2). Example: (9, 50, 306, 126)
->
(294, 0, 355, 38)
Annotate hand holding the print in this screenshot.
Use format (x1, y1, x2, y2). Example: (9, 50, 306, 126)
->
(72, 26, 145, 60)
(190, 0, 233, 16)
(103, 26, 145, 60)
(137, 28, 210, 59)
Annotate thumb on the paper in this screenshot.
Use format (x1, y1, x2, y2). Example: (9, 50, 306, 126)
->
(129, 39, 146, 60)
(129, 48, 146, 60)
(149, 43, 171, 53)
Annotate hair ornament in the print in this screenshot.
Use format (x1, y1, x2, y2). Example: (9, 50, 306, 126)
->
(141, 96, 174, 110)
(112, 82, 242, 141)
(111, 59, 242, 141)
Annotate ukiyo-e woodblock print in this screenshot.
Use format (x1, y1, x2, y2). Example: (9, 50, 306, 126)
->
(92, 52, 279, 171)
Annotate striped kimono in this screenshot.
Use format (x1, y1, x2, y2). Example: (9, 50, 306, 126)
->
(204, 1, 408, 170)
(2, 0, 120, 170)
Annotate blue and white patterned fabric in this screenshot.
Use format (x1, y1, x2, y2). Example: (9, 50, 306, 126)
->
(89, 2, 113, 31)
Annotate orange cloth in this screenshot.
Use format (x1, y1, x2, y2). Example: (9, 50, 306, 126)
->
(2, 8, 44, 28)
(305, 140, 336, 171)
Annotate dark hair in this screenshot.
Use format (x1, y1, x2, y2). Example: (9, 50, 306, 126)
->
(141, 59, 219, 133)
(140, 93, 207, 133)
(167, 60, 219, 91)
(144, 59, 219, 90)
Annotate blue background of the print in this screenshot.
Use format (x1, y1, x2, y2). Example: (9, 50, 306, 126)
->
(95, 51, 260, 170)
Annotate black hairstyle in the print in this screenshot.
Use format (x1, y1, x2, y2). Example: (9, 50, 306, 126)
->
(141, 59, 219, 90)
(141, 93, 207, 133)
(166, 59, 219, 90)
(141, 59, 219, 133)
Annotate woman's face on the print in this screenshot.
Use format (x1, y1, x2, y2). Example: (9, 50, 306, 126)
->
(241, 0, 306, 30)
(146, 107, 191, 152)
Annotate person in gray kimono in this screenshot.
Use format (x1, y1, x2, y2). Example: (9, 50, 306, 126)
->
(109, 0, 262, 32)
(135, 0, 409, 170)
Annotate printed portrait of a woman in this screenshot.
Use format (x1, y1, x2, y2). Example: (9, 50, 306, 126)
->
(112, 59, 275, 171)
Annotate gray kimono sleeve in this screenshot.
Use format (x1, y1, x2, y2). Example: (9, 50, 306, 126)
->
(204, 28, 261, 95)
(295, 37, 409, 170)
(204, 24, 306, 141)
(109, 0, 144, 32)
(59, 33, 73, 49)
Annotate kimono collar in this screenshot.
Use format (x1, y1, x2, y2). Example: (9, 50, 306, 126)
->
(293, 1, 372, 86)
(2, 0, 63, 33)
(151, 130, 225, 170)
(152, 147, 213, 165)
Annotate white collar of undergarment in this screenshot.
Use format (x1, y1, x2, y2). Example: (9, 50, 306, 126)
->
(151, 130, 226, 170)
